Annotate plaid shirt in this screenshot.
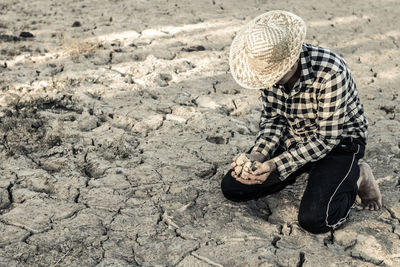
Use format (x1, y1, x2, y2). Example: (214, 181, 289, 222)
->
(251, 43, 368, 180)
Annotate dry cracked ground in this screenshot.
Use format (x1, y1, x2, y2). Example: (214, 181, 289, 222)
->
(0, 0, 399, 266)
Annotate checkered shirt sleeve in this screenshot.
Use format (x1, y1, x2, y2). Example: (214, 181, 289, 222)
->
(251, 90, 287, 159)
(272, 70, 349, 179)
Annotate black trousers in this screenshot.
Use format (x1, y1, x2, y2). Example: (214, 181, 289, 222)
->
(221, 138, 365, 234)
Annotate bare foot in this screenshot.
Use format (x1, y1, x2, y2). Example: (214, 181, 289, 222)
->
(357, 162, 382, 210)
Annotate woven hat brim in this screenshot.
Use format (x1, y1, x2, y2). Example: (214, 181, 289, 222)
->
(229, 11, 306, 90)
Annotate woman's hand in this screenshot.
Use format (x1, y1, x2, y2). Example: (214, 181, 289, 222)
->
(229, 152, 265, 172)
(234, 160, 277, 185)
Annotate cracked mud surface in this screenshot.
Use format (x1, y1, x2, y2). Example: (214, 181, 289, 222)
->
(0, 0, 399, 266)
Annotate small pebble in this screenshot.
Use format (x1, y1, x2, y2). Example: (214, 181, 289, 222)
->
(181, 45, 205, 52)
(19, 31, 34, 38)
(72, 21, 81, 27)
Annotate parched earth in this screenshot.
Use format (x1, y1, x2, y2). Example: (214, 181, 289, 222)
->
(0, 0, 399, 266)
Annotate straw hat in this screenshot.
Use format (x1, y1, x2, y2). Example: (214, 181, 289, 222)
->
(229, 10, 306, 89)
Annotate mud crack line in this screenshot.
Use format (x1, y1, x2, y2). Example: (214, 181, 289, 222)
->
(191, 252, 223, 267)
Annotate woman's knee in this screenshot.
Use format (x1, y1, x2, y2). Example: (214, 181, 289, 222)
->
(298, 208, 330, 234)
(220, 171, 250, 202)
